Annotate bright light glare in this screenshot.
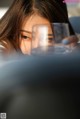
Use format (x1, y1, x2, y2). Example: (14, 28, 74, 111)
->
(0, 7, 8, 19)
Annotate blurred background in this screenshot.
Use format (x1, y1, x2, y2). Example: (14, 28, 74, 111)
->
(67, 3, 80, 17)
(0, 0, 13, 18)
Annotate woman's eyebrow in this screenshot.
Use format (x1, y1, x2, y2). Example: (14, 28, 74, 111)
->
(20, 30, 32, 34)
(20, 30, 54, 37)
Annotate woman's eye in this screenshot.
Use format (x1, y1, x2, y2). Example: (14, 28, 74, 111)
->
(20, 35, 31, 40)
(21, 35, 28, 39)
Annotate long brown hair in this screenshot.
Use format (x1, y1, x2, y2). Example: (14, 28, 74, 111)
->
(0, 0, 74, 51)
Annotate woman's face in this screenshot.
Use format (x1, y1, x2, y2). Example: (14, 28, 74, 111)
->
(20, 14, 50, 54)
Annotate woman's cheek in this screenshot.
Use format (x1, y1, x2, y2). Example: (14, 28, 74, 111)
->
(20, 40, 31, 55)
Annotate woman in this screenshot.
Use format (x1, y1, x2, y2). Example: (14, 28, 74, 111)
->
(0, 0, 78, 55)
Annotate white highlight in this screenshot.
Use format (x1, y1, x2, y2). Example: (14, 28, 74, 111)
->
(38, 26, 48, 47)
(0, 7, 8, 19)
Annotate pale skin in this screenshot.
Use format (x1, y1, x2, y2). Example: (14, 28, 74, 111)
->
(20, 14, 51, 54)
(20, 14, 78, 55)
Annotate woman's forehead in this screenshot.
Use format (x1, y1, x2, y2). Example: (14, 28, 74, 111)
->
(21, 14, 50, 32)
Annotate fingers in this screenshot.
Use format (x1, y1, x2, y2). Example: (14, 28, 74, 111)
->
(62, 35, 78, 46)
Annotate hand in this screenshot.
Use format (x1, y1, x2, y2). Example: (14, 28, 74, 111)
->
(62, 35, 78, 48)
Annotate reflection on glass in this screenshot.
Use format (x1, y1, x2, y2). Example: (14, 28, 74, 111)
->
(31, 23, 72, 55)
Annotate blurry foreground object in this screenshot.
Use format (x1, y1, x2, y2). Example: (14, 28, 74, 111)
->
(31, 23, 73, 55)
(0, 53, 80, 119)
